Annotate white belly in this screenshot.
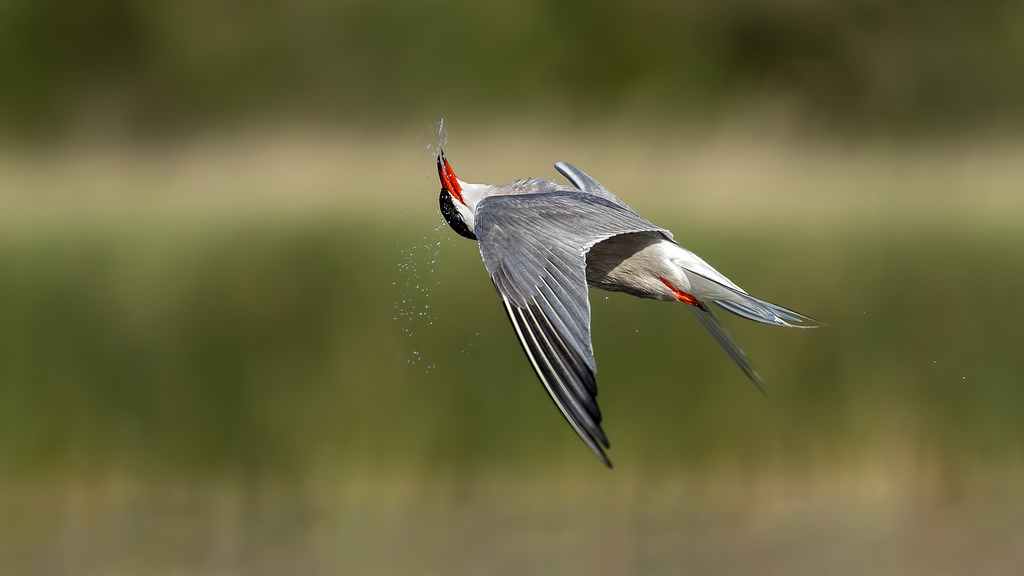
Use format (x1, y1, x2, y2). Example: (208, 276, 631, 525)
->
(585, 233, 744, 302)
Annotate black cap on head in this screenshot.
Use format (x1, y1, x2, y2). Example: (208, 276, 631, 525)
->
(439, 188, 476, 240)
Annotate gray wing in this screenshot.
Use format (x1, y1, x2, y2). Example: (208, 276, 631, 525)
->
(554, 162, 634, 211)
(474, 191, 670, 467)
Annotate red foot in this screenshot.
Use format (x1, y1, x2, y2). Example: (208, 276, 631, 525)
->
(658, 276, 700, 306)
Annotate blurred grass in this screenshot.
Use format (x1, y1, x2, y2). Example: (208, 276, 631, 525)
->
(1, 179, 1022, 479)
(2, 0, 1023, 136)
(5, 0, 1024, 571)
(0, 215, 1019, 475)
(2, 130, 1024, 574)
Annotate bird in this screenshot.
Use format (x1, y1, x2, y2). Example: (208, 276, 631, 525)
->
(436, 150, 820, 467)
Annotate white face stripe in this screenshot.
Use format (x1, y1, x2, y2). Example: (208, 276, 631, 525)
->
(450, 180, 490, 236)
(457, 181, 489, 212)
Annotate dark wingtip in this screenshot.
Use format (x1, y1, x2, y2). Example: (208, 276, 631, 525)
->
(591, 435, 613, 468)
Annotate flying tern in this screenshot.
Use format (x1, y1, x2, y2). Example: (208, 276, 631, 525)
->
(437, 151, 820, 467)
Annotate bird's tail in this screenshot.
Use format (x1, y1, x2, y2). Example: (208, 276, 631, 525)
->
(683, 270, 822, 394)
(713, 292, 823, 328)
(690, 304, 767, 394)
(683, 269, 823, 328)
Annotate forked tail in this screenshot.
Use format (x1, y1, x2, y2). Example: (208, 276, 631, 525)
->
(686, 272, 822, 394)
(690, 304, 767, 394)
(713, 292, 823, 328)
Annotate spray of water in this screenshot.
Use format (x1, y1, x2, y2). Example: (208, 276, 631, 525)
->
(391, 118, 453, 372)
(424, 117, 447, 157)
(393, 231, 446, 372)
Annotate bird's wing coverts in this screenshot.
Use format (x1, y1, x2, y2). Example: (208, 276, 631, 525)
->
(474, 191, 669, 466)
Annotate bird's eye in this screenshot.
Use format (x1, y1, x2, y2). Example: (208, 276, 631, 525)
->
(439, 189, 476, 240)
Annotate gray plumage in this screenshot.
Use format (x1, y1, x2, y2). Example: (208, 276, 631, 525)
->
(437, 152, 820, 467)
(476, 189, 670, 467)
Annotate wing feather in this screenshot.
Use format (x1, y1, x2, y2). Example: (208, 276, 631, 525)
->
(475, 191, 669, 466)
(501, 296, 611, 467)
(528, 296, 602, 420)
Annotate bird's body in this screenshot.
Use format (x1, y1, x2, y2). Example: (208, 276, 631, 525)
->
(437, 152, 819, 467)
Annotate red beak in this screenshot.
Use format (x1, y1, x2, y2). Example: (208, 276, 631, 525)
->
(437, 151, 464, 205)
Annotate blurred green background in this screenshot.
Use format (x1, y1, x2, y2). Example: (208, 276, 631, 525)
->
(2, 1, 1024, 574)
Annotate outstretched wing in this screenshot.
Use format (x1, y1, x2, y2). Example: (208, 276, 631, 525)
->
(474, 191, 669, 467)
(554, 162, 633, 210)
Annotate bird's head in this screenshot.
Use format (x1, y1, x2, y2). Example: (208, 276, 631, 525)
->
(437, 151, 479, 240)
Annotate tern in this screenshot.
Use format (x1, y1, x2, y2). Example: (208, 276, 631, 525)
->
(437, 151, 820, 467)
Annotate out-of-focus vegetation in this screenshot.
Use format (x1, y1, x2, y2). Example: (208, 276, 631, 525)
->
(1, 0, 1023, 136)
(2, 143, 1024, 573)
(2, 214, 1023, 478)
(3, 0, 1024, 573)
(0, 132, 1022, 480)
